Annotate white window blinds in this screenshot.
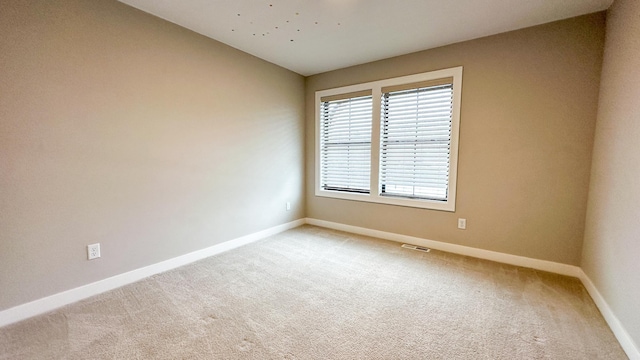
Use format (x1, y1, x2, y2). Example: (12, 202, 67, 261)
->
(380, 82, 454, 201)
(320, 93, 372, 193)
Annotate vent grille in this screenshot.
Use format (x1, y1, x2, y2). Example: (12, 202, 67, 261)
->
(401, 244, 431, 253)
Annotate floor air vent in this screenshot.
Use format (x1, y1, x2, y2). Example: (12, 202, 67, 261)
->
(401, 244, 431, 253)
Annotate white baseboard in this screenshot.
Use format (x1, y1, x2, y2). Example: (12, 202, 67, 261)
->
(0, 219, 305, 328)
(305, 218, 581, 277)
(578, 270, 640, 360)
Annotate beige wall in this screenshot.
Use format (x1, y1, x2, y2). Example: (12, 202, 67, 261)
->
(306, 13, 605, 265)
(0, 0, 305, 310)
(582, 0, 640, 349)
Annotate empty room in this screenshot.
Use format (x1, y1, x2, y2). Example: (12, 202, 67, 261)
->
(1, 0, 638, 359)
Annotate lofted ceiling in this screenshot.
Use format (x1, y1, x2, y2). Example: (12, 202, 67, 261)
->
(118, 0, 613, 76)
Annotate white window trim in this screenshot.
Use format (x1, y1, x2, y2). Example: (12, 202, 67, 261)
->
(315, 66, 463, 211)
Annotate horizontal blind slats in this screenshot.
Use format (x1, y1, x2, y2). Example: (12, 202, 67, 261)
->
(320, 95, 372, 193)
(380, 84, 453, 200)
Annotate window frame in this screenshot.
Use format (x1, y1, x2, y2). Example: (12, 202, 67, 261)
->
(314, 66, 463, 212)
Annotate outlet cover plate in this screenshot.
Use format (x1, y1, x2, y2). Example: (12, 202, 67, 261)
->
(87, 243, 101, 260)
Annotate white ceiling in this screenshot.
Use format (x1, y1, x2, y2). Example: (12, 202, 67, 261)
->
(119, 0, 613, 76)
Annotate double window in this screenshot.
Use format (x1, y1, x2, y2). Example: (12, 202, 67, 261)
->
(315, 67, 463, 211)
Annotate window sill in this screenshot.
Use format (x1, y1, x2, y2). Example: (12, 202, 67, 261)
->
(315, 188, 456, 212)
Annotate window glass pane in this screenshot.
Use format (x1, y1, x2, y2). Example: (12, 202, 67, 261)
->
(320, 95, 372, 193)
(380, 84, 453, 201)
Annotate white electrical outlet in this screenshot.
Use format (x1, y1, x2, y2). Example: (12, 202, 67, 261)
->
(458, 218, 467, 230)
(87, 243, 101, 260)
(286, 202, 291, 211)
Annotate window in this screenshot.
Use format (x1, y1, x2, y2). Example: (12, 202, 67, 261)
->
(315, 67, 462, 211)
(319, 91, 372, 194)
(380, 79, 453, 201)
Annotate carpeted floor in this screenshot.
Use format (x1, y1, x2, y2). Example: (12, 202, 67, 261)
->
(0, 225, 628, 359)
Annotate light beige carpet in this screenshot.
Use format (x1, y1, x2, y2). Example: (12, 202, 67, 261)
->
(0, 225, 627, 359)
